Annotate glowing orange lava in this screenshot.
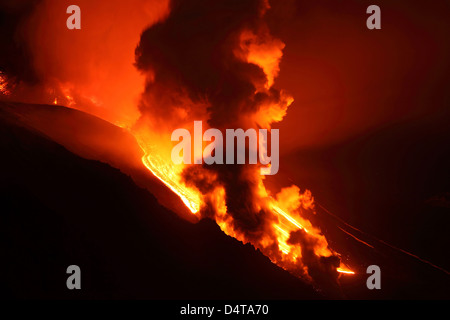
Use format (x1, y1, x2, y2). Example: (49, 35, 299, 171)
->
(136, 131, 354, 278)
(137, 137, 202, 214)
(0, 72, 11, 96)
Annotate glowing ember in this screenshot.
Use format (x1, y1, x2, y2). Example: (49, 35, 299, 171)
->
(0, 71, 11, 96)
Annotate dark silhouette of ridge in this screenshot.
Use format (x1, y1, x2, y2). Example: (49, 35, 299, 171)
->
(2, 101, 448, 299)
(0, 107, 321, 299)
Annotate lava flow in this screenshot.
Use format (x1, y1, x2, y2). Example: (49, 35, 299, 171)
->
(138, 133, 354, 281)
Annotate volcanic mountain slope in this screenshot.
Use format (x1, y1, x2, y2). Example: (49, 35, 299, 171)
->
(0, 104, 322, 299)
(0, 101, 196, 222)
(1, 101, 449, 299)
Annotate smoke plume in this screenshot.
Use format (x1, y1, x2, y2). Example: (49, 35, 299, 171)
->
(135, 0, 341, 286)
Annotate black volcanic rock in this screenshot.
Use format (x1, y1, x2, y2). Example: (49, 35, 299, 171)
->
(0, 109, 321, 299)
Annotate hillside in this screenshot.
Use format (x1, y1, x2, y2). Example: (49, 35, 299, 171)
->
(0, 106, 321, 299)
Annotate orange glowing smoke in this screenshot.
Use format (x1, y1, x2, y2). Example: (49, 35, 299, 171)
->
(10, 0, 170, 127)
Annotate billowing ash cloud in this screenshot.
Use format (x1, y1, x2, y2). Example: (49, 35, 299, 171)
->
(135, 0, 344, 289)
(135, 0, 291, 236)
(135, 0, 289, 130)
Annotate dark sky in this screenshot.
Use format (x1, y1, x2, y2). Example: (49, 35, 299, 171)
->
(269, 0, 450, 152)
(0, 0, 41, 83)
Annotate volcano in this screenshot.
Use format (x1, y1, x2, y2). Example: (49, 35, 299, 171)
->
(1, 101, 449, 299)
(1, 0, 449, 301)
